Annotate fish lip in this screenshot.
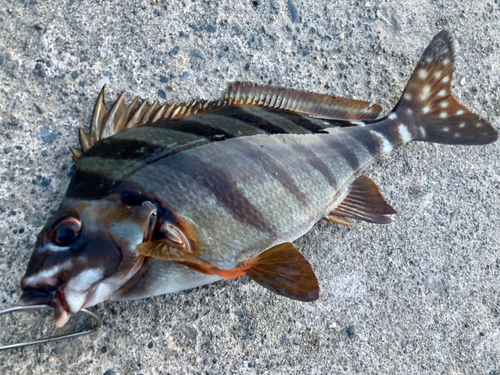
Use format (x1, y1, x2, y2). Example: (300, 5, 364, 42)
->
(16, 287, 75, 327)
(17, 288, 56, 306)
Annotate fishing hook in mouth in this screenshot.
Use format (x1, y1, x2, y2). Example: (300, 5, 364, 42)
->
(0, 304, 102, 351)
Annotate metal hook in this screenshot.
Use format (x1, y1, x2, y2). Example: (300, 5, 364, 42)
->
(0, 305, 102, 351)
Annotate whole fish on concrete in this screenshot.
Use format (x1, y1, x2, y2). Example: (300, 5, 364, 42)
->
(17, 31, 498, 326)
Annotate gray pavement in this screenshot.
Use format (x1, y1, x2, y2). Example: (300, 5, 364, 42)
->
(0, 0, 499, 374)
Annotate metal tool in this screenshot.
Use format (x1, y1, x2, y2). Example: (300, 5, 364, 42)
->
(0, 305, 101, 351)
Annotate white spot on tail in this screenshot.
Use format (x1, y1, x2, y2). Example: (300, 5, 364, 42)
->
(351, 121, 366, 127)
(438, 89, 447, 97)
(476, 122, 483, 128)
(423, 106, 430, 114)
(443, 58, 450, 65)
(440, 101, 449, 108)
(398, 124, 412, 142)
(442, 76, 450, 83)
(443, 127, 450, 132)
(439, 112, 448, 119)
(456, 109, 464, 115)
(420, 127, 426, 138)
(404, 93, 412, 101)
(389, 113, 397, 120)
(419, 69, 428, 79)
(454, 133, 461, 138)
(23, 259, 73, 286)
(421, 86, 431, 101)
(459, 123, 465, 128)
(435, 71, 442, 79)
(407, 108, 413, 115)
(370, 130, 393, 153)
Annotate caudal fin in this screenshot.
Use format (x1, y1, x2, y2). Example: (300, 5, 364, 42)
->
(393, 30, 498, 145)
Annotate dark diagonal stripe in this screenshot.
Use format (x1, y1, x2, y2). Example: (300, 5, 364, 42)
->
(166, 153, 269, 231)
(243, 143, 309, 208)
(347, 128, 381, 157)
(374, 120, 403, 145)
(205, 106, 289, 134)
(290, 144, 337, 188)
(264, 109, 330, 134)
(84, 138, 175, 161)
(66, 169, 136, 199)
(155, 118, 235, 142)
(324, 138, 360, 171)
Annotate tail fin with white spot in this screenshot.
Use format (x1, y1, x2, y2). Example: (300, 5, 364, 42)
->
(393, 30, 498, 145)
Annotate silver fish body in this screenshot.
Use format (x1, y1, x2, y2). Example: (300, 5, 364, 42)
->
(18, 31, 498, 322)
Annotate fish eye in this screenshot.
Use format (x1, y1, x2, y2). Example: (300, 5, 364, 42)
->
(50, 217, 82, 246)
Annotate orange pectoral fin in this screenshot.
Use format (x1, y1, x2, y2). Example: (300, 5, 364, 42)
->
(243, 243, 320, 302)
(136, 240, 248, 278)
(137, 240, 320, 302)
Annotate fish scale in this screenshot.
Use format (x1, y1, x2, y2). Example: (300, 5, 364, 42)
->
(116, 120, 395, 268)
(12, 31, 498, 327)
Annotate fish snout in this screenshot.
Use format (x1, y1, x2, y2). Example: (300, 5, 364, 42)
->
(16, 286, 57, 307)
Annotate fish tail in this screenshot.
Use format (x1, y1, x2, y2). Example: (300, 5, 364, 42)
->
(390, 30, 498, 145)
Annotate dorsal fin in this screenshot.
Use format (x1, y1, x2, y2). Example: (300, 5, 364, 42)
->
(225, 82, 382, 121)
(72, 83, 383, 162)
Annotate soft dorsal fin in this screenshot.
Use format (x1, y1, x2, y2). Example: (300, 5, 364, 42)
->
(225, 82, 382, 121)
(135, 241, 319, 302)
(71, 82, 383, 161)
(330, 176, 397, 224)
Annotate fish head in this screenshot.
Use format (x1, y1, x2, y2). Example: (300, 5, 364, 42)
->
(19, 194, 158, 327)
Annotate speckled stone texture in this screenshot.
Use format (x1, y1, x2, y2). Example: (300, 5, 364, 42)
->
(1, 1, 499, 374)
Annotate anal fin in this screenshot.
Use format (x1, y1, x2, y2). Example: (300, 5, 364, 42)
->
(331, 176, 397, 224)
(324, 214, 353, 226)
(136, 241, 320, 302)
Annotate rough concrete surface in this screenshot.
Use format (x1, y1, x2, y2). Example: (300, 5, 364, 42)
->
(0, 0, 499, 374)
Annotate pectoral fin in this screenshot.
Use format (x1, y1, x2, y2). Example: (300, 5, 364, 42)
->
(243, 242, 320, 302)
(331, 175, 397, 224)
(136, 240, 319, 302)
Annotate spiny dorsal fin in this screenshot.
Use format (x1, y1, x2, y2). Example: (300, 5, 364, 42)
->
(331, 175, 397, 224)
(225, 82, 382, 121)
(73, 83, 383, 161)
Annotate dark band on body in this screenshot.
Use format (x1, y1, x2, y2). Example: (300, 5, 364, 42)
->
(290, 143, 338, 188)
(154, 118, 235, 141)
(84, 138, 176, 161)
(323, 138, 360, 171)
(346, 127, 381, 157)
(264, 108, 330, 134)
(243, 143, 310, 208)
(204, 106, 289, 134)
(164, 153, 270, 232)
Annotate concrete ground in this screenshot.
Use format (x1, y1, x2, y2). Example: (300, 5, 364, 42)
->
(0, 0, 499, 374)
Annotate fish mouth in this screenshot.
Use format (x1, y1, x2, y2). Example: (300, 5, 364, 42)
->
(17, 288, 75, 328)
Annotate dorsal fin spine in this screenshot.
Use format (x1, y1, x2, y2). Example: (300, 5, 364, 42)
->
(102, 91, 126, 138)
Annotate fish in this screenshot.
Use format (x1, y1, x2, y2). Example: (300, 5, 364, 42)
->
(16, 30, 498, 327)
